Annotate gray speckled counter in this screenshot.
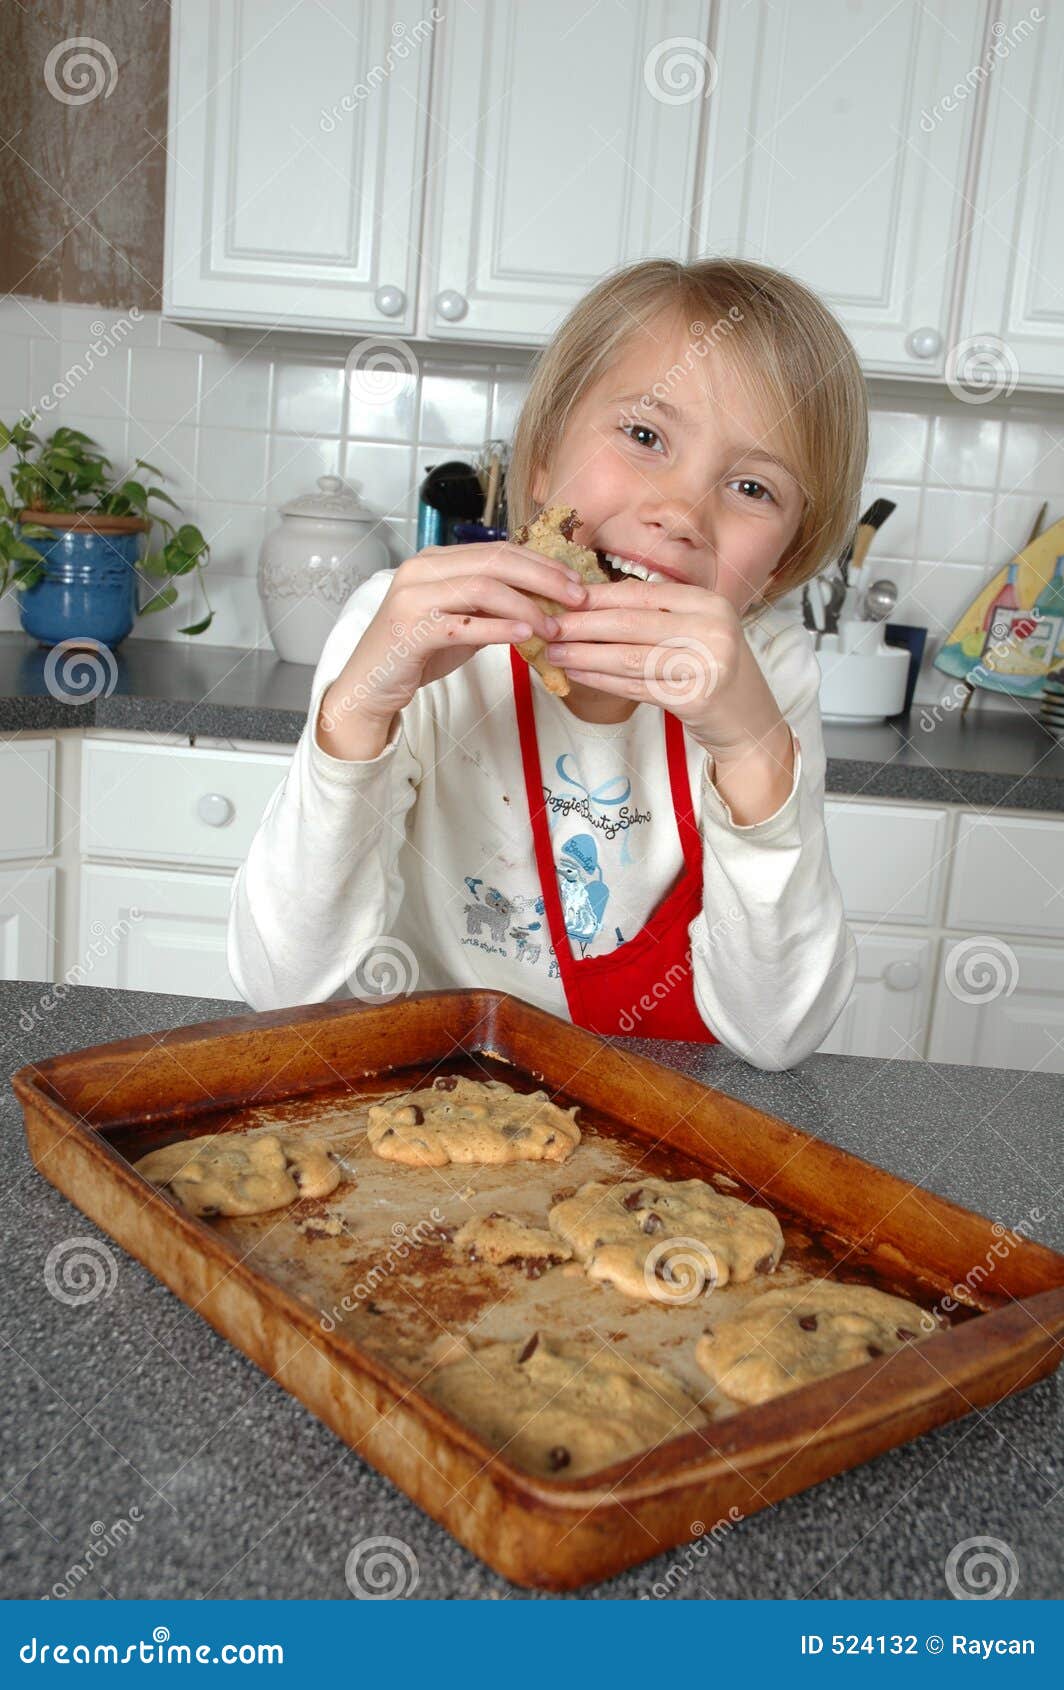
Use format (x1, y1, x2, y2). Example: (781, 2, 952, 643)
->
(2, 630, 1063, 810)
(2, 980, 1061, 1600)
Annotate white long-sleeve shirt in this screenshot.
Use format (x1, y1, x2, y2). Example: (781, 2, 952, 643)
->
(227, 568, 856, 1069)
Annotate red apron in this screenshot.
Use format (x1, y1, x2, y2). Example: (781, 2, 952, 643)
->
(510, 648, 718, 1042)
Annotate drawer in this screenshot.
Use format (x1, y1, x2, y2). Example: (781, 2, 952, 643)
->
(81, 740, 290, 868)
(80, 863, 240, 999)
(0, 865, 56, 983)
(0, 739, 55, 860)
(824, 800, 950, 925)
(947, 813, 1064, 939)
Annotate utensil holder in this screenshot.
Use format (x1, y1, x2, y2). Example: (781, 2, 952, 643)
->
(817, 624, 910, 723)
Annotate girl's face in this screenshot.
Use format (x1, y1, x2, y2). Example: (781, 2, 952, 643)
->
(532, 311, 806, 614)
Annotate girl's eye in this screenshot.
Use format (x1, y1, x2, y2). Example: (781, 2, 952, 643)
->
(620, 420, 664, 453)
(730, 477, 775, 503)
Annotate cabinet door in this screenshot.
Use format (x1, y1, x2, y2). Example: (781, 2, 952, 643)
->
(165, 0, 432, 332)
(959, 2, 1064, 387)
(0, 866, 56, 984)
(819, 932, 933, 1059)
(697, 0, 989, 375)
(0, 740, 55, 860)
(824, 800, 949, 925)
(426, 0, 711, 343)
(80, 865, 240, 1001)
(928, 940, 1064, 1074)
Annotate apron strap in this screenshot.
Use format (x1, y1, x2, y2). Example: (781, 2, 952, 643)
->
(509, 646, 702, 973)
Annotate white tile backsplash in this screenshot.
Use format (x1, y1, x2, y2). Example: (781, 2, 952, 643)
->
(3, 296, 1064, 691)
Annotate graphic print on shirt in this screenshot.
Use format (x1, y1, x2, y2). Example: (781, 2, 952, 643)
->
(458, 744, 656, 976)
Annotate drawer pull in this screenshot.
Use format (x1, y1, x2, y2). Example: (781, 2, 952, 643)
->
(196, 792, 234, 828)
(883, 959, 921, 992)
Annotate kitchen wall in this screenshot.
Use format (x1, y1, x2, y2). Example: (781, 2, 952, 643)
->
(2, 291, 1063, 708)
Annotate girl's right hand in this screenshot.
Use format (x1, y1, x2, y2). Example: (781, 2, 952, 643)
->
(316, 543, 590, 759)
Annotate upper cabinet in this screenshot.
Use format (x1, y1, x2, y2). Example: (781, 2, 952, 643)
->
(957, 0, 1064, 388)
(423, 0, 710, 344)
(164, 0, 432, 333)
(164, 0, 1064, 390)
(696, 0, 990, 377)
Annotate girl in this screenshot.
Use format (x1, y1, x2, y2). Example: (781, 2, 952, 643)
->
(228, 259, 867, 1069)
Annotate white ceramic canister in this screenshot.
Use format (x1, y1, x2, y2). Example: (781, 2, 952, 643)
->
(258, 475, 391, 664)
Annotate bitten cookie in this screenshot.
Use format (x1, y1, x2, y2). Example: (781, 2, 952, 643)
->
(366, 1075, 580, 1167)
(453, 1212, 574, 1277)
(549, 1176, 784, 1303)
(696, 1279, 943, 1406)
(510, 505, 608, 696)
(134, 1131, 341, 1218)
(424, 1330, 704, 1478)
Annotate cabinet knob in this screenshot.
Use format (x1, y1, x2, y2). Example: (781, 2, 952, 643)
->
(906, 326, 942, 360)
(197, 792, 234, 828)
(373, 284, 406, 318)
(883, 959, 921, 992)
(435, 289, 468, 323)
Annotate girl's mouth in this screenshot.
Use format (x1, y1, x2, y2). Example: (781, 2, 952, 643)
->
(596, 549, 674, 585)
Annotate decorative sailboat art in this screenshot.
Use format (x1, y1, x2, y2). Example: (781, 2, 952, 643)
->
(934, 515, 1064, 699)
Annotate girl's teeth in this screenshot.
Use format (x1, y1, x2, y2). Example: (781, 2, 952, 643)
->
(605, 552, 668, 586)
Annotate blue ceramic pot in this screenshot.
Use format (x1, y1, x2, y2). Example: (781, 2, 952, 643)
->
(17, 515, 144, 650)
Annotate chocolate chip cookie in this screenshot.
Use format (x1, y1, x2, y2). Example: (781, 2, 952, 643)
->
(453, 1212, 573, 1277)
(696, 1279, 943, 1406)
(510, 505, 608, 696)
(134, 1131, 341, 1218)
(548, 1175, 784, 1303)
(424, 1330, 704, 1478)
(366, 1075, 580, 1167)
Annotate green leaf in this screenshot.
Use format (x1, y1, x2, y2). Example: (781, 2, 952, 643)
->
(18, 524, 54, 540)
(8, 537, 47, 562)
(176, 523, 206, 554)
(132, 459, 168, 480)
(177, 611, 214, 635)
(139, 581, 179, 614)
(137, 551, 170, 577)
(146, 486, 181, 511)
(163, 549, 200, 575)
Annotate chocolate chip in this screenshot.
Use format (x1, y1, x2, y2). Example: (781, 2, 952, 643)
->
(500, 1124, 529, 1140)
(798, 1314, 818, 1331)
(621, 1187, 644, 1211)
(552, 1187, 576, 1204)
(755, 1253, 776, 1274)
(381, 1127, 395, 1139)
(559, 512, 579, 541)
(199, 1206, 220, 1218)
(593, 1237, 605, 1249)
(517, 1332, 539, 1364)
(548, 1445, 571, 1471)
(544, 1134, 556, 1146)
(642, 1212, 664, 1235)
(435, 1225, 456, 1242)
(433, 1076, 459, 1092)
(896, 1326, 917, 1341)
(409, 1104, 424, 1125)
(867, 1343, 884, 1358)
(702, 1327, 715, 1338)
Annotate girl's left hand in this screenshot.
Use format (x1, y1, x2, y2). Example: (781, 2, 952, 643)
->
(545, 577, 786, 760)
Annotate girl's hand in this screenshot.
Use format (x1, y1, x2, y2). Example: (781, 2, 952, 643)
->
(544, 578, 796, 819)
(317, 544, 589, 760)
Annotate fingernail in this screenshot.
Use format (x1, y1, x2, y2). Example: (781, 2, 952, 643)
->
(543, 615, 560, 637)
(547, 644, 566, 660)
(565, 581, 586, 600)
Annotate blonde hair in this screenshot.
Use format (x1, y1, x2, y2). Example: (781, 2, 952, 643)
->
(508, 257, 868, 614)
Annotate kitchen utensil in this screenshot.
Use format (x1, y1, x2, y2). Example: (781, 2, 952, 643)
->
(820, 569, 848, 637)
(843, 497, 896, 590)
(419, 460, 485, 543)
(816, 627, 910, 721)
(14, 990, 1064, 1593)
(863, 577, 898, 622)
(257, 475, 390, 665)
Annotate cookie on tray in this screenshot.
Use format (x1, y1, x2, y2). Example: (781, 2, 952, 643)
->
(424, 1330, 704, 1478)
(134, 1131, 341, 1218)
(695, 1279, 943, 1406)
(366, 1075, 580, 1167)
(453, 1212, 573, 1277)
(548, 1175, 783, 1303)
(510, 506, 608, 696)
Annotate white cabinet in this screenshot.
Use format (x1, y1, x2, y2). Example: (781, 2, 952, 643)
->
(79, 864, 240, 1001)
(928, 941, 1064, 1074)
(165, 0, 432, 332)
(697, 0, 990, 376)
(824, 801, 949, 925)
(0, 740, 55, 860)
(424, 0, 710, 344)
(957, 1, 1064, 388)
(0, 866, 56, 984)
(946, 812, 1064, 939)
(820, 932, 935, 1060)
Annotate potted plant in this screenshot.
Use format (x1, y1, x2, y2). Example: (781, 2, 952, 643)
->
(0, 418, 213, 648)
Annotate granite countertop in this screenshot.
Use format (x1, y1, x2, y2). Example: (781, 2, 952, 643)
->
(2, 979, 1061, 1600)
(2, 630, 1064, 810)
